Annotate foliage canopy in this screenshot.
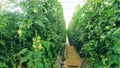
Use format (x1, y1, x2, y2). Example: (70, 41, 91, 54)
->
(0, 0, 66, 67)
(68, 0, 120, 67)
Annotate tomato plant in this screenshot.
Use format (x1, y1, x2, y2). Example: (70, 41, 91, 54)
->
(0, 0, 66, 67)
(68, 0, 120, 67)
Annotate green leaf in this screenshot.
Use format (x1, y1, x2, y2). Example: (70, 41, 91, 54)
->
(0, 40, 5, 46)
(113, 28, 120, 40)
(44, 63, 49, 68)
(18, 48, 28, 56)
(34, 19, 45, 28)
(113, 41, 120, 54)
(36, 62, 43, 68)
(20, 52, 32, 63)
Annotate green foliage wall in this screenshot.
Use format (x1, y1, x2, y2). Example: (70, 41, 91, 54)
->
(68, 0, 120, 67)
(0, 0, 66, 67)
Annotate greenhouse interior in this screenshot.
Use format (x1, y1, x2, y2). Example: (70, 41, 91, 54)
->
(0, 0, 120, 68)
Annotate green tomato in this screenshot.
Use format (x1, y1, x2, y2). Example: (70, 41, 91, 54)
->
(105, 26, 110, 30)
(33, 9, 38, 13)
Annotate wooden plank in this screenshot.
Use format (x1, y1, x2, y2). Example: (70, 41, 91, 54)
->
(65, 46, 81, 68)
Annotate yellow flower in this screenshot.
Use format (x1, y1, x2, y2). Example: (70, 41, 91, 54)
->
(37, 40, 40, 42)
(33, 45, 36, 49)
(18, 29, 22, 36)
(37, 36, 40, 40)
(38, 44, 43, 50)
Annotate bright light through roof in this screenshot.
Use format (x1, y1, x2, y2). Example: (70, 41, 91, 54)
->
(59, 0, 85, 29)
(0, 0, 85, 29)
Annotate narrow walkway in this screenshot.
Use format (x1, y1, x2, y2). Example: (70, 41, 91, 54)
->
(65, 46, 81, 68)
(60, 35, 85, 68)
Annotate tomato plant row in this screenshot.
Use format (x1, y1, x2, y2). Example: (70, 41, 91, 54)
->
(0, 0, 66, 67)
(68, 0, 120, 67)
